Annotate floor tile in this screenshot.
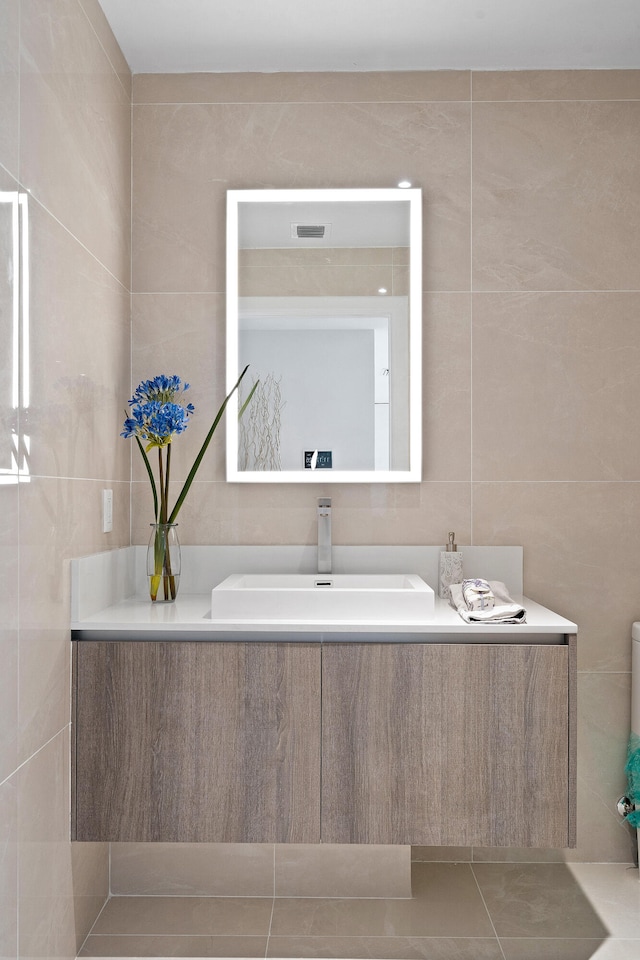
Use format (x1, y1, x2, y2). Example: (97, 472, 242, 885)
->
(267, 935, 503, 958)
(567, 864, 640, 937)
(501, 941, 640, 960)
(472, 863, 609, 940)
(589, 942, 640, 959)
(91, 896, 273, 936)
(500, 938, 610, 960)
(270, 863, 495, 938)
(78, 934, 267, 957)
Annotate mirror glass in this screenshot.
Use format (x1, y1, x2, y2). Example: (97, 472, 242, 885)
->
(226, 188, 422, 482)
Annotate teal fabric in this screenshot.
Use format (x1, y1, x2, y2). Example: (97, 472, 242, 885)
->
(624, 733, 640, 826)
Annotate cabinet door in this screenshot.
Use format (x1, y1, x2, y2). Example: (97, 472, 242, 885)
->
(321, 643, 572, 847)
(73, 641, 321, 842)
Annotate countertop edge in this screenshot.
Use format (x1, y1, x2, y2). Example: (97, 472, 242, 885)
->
(70, 594, 577, 642)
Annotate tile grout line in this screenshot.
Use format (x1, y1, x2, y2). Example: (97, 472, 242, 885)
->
(265, 845, 276, 958)
(469, 863, 507, 960)
(469, 72, 474, 541)
(75, 892, 112, 957)
(15, 15, 21, 952)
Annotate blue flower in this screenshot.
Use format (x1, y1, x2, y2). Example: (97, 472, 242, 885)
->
(121, 400, 192, 447)
(121, 376, 194, 449)
(129, 374, 192, 407)
(120, 368, 253, 531)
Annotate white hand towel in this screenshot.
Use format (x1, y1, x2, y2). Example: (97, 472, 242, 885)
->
(450, 581, 526, 624)
(461, 578, 494, 611)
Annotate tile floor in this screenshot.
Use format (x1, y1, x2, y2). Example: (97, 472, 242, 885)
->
(77, 861, 640, 960)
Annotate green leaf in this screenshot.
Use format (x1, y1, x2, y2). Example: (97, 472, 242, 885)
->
(238, 378, 259, 419)
(167, 365, 250, 525)
(135, 435, 159, 522)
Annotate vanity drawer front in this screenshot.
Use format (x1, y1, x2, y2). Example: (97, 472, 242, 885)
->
(73, 641, 321, 843)
(321, 642, 572, 847)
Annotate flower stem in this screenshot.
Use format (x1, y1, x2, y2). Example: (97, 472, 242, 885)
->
(152, 448, 176, 600)
(135, 435, 158, 522)
(165, 443, 172, 519)
(158, 448, 167, 524)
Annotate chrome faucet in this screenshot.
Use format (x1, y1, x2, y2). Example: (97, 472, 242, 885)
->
(317, 498, 332, 574)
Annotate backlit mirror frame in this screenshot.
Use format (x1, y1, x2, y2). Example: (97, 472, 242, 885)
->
(226, 187, 422, 483)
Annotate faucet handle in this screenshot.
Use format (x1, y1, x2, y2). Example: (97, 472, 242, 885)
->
(317, 497, 331, 515)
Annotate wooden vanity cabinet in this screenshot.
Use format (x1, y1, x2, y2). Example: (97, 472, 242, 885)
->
(72, 641, 321, 842)
(321, 641, 576, 847)
(72, 637, 576, 847)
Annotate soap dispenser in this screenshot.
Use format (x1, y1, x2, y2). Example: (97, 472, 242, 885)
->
(439, 532, 463, 600)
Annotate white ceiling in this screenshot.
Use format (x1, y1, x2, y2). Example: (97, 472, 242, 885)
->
(97, 0, 640, 74)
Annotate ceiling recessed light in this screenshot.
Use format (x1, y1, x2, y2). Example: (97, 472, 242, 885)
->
(397, 180, 412, 189)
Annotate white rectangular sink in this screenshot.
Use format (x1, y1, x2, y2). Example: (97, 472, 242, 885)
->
(210, 573, 435, 624)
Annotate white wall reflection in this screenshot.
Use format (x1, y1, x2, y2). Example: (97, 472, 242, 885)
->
(0, 191, 29, 483)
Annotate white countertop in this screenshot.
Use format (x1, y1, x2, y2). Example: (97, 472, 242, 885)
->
(70, 545, 577, 643)
(71, 593, 577, 644)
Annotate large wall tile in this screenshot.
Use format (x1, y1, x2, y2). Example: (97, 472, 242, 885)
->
(134, 70, 471, 105)
(19, 477, 129, 762)
(131, 293, 225, 484)
(472, 293, 640, 481)
(27, 200, 130, 482)
(111, 843, 274, 897)
(18, 475, 72, 761)
(133, 101, 470, 293)
(565, 673, 636, 863)
(0, 775, 17, 960)
(78, 0, 131, 97)
(0, 0, 20, 180)
(472, 101, 640, 291)
(18, 731, 77, 960)
(472, 481, 640, 672)
(70, 842, 109, 953)
(0, 489, 19, 783)
(132, 479, 472, 547)
(569, 758, 636, 865)
(20, 0, 131, 285)
(423, 293, 471, 481)
(274, 844, 411, 898)
(473, 69, 640, 102)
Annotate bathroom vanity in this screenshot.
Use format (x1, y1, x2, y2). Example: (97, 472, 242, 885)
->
(73, 634, 575, 847)
(70, 547, 577, 849)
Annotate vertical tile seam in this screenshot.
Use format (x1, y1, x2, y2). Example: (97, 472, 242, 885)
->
(16, 9, 22, 957)
(469, 72, 474, 543)
(129, 63, 134, 550)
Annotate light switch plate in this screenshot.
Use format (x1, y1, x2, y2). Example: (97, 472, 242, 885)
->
(102, 489, 113, 533)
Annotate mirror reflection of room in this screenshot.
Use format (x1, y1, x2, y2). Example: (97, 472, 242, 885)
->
(228, 189, 422, 482)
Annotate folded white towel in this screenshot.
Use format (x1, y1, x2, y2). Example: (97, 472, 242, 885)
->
(450, 580, 526, 624)
(461, 578, 494, 611)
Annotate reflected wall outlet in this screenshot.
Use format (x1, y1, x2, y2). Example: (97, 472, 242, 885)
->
(102, 489, 113, 533)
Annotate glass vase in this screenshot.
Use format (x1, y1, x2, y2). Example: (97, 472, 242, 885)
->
(147, 523, 181, 602)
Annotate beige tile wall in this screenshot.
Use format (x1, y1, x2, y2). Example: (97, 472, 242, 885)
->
(4, 2, 637, 942)
(131, 68, 640, 868)
(0, 0, 131, 957)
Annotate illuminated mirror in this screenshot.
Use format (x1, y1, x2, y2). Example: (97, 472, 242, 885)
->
(226, 188, 422, 482)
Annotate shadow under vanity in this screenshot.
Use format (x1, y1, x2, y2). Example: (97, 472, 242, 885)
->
(70, 545, 577, 851)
